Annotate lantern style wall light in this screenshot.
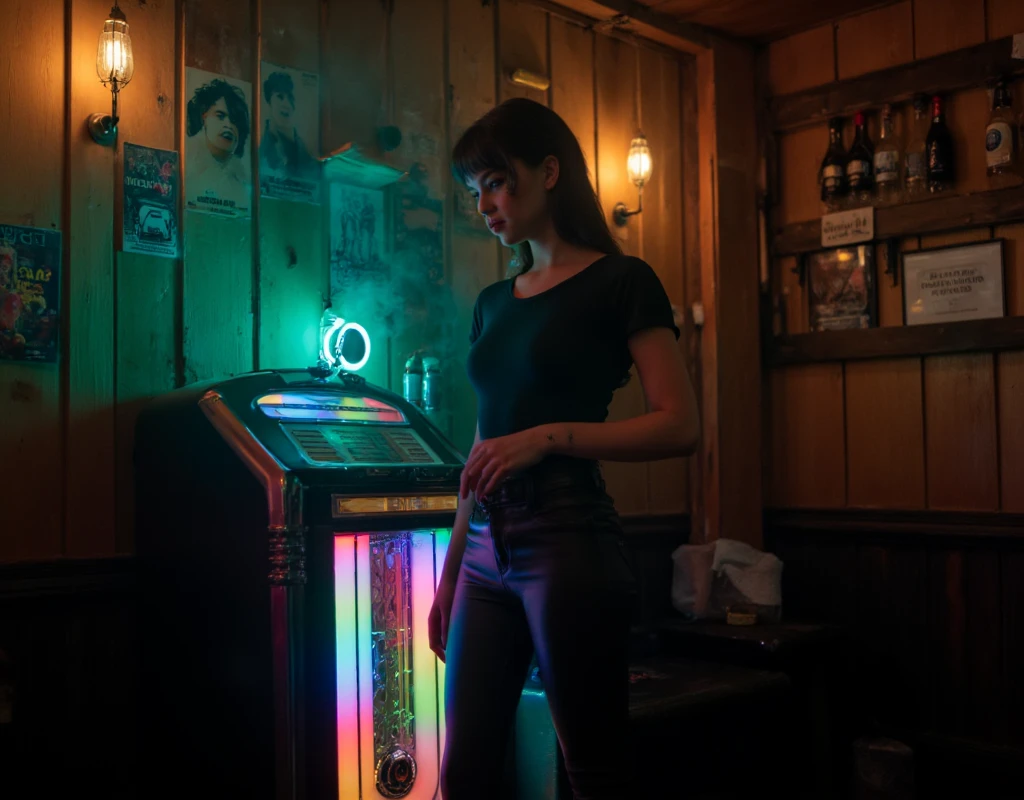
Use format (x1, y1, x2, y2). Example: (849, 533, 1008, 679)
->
(87, 2, 135, 146)
(613, 132, 653, 226)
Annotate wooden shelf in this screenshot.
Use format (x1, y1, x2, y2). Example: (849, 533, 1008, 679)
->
(769, 36, 1024, 132)
(766, 315, 1024, 367)
(772, 185, 1024, 256)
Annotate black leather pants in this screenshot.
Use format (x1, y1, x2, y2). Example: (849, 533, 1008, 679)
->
(440, 458, 637, 800)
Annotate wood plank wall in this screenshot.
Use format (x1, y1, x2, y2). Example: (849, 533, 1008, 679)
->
(764, 0, 1024, 775)
(767, 0, 1024, 512)
(0, 0, 695, 564)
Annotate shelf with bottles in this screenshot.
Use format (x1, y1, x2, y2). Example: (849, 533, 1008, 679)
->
(815, 83, 1019, 212)
(765, 314, 1024, 368)
(774, 80, 1024, 257)
(769, 35, 1024, 133)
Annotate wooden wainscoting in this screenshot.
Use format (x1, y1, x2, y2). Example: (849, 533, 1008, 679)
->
(765, 508, 1024, 797)
(0, 558, 139, 798)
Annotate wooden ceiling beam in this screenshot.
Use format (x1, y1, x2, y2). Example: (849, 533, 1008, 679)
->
(540, 0, 724, 53)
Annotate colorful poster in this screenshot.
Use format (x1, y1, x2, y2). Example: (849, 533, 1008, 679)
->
(123, 143, 179, 258)
(0, 224, 61, 363)
(329, 182, 388, 295)
(184, 67, 252, 218)
(258, 62, 321, 203)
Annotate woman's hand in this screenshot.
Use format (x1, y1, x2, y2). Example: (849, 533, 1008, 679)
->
(460, 428, 551, 500)
(428, 575, 457, 662)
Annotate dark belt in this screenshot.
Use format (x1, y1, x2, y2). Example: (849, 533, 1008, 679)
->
(475, 457, 603, 514)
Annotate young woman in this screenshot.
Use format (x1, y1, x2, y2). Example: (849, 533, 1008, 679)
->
(430, 97, 700, 800)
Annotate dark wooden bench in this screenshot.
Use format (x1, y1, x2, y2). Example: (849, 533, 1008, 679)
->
(510, 654, 793, 799)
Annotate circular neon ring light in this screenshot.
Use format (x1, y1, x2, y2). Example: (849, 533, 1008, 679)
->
(322, 318, 371, 372)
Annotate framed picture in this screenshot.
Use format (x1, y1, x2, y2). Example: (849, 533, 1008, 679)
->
(808, 244, 877, 332)
(901, 239, 1006, 326)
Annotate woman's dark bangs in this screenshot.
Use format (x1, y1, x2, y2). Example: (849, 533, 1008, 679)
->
(452, 124, 510, 185)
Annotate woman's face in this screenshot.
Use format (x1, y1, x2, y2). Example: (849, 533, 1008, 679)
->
(203, 97, 239, 157)
(269, 91, 295, 132)
(466, 157, 555, 246)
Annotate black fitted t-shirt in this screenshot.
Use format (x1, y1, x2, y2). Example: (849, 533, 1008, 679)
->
(467, 254, 679, 441)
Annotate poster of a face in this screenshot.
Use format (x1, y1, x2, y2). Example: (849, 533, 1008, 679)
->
(259, 62, 321, 203)
(184, 68, 252, 218)
(329, 182, 387, 295)
(123, 143, 179, 258)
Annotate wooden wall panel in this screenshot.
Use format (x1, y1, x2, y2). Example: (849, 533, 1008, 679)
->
(323, 0, 387, 155)
(389, 0, 448, 431)
(945, 89, 993, 197)
(595, 35, 647, 515)
(987, 0, 1024, 39)
(914, 0, 986, 60)
(766, 24, 835, 96)
(182, 0, 254, 385)
(877, 238, 919, 328)
(66, 0, 118, 557)
(768, 364, 846, 508)
(549, 17, 596, 188)
(0, 0, 65, 562)
(993, 223, 1024, 317)
(114, 0, 179, 553)
(965, 550, 1004, 742)
(997, 351, 1024, 512)
(927, 549, 968, 734)
(321, 3, 389, 392)
(448, 0, 500, 455)
(776, 124, 828, 226)
(641, 49, 688, 514)
(497, 1, 549, 105)
(836, 1, 914, 80)
(257, 0, 324, 374)
(845, 358, 925, 509)
(1003, 551, 1024, 747)
(770, 524, 1024, 770)
(924, 353, 999, 510)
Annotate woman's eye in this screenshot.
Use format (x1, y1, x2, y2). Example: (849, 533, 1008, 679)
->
(488, 179, 503, 190)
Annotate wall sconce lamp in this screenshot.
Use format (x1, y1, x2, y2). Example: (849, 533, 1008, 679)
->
(507, 68, 551, 93)
(613, 132, 653, 226)
(87, 2, 135, 146)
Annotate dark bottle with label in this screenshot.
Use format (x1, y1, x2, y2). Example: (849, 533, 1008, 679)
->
(846, 111, 875, 206)
(926, 94, 954, 193)
(819, 117, 848, 212)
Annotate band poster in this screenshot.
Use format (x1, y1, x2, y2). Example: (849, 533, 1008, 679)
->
(258, 62, 321, 204)
(184, 67, 253, 218)
(0, 224, 61, 363)
(123, 143, 179, 258)
(329, 181, 388, 295)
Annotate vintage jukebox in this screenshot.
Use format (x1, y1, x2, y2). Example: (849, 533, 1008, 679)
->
(135, 366, 462, 800)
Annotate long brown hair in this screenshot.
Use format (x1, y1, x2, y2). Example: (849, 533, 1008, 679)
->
(452, 97, 621, 274)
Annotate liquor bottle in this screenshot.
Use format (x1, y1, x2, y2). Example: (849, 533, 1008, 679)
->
(819, 117, 848, 212)
(873, 104, 902, 205)
(926, 94, 954, 194)
(986, 79, 1018, 183)
(846, 111, 874, 206)
(904, 94, 929, 200)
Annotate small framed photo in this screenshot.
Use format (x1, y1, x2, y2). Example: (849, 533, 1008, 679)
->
(901, 239, 1006, 326)
(808, 244, 877, 332)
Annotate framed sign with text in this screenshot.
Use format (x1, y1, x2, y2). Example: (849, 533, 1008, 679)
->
(808, 244, 877, 332)
(901, 239, 1006, 326)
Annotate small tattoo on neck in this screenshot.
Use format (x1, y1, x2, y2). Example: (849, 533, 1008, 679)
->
(546, 433, 555, 442)
(567, 430, 574, 447)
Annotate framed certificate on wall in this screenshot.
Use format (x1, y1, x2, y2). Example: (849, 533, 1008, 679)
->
(901, 239, 1006, 326)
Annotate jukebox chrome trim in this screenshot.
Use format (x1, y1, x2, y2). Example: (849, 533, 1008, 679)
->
(200, 390, 291, 530)
(199, 389, 306, 800)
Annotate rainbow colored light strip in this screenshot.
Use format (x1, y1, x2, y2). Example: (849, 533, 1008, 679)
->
(334, 529, 450, 799)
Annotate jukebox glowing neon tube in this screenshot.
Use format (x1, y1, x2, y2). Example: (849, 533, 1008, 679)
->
(334, 529, 451, 800)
